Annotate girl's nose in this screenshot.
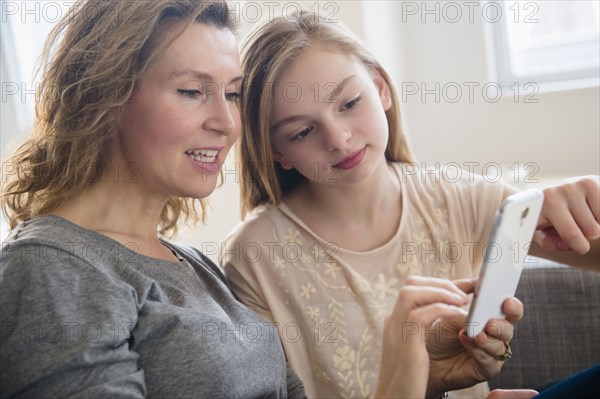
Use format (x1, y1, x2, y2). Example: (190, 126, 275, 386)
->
(322, 121, 351, 152)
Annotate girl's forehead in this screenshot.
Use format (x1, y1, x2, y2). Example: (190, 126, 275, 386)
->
(277, 47, 365, 84)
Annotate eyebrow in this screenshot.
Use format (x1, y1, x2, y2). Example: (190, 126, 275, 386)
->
(170, 69, 243, 84)
(328, 74, 355, 100)
(270, 75, 356, 132)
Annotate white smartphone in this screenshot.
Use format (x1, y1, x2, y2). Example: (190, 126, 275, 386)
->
(464, 189, 544, 337)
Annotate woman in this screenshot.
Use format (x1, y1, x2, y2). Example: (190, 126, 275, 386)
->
(0, 1, 307, 397)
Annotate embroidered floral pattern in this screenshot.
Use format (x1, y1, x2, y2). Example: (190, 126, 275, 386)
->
(284, 228, 303, 245)
(272, 255, 286, 270)
(228, 169, 501, 398)
(300, 283, 316, 300)
(306, 306, 320, 320)
(373, 273, 399, 301)
(323, 262, 342, 279)
(332, 345, 356, 371)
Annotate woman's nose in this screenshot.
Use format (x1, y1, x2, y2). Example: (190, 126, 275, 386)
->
(202, 94, 238, 137)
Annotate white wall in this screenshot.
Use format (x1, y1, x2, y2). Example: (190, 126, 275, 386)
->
(375, 1, 599, 178)
(1, 43, 22, 241)
(2, 1, 599, 259)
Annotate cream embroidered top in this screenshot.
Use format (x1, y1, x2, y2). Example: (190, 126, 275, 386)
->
(222, 163, 505, 398)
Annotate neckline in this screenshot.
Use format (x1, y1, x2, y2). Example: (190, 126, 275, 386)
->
(277, 163, 406, 256)
(33, 214, 185, 266)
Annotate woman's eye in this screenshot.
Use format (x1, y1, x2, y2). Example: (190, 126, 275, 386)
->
(344, 96, 361, 110)
(177, 89, 201, 98)
(291, 126, 313, 142)
(226, 92, 241, 102)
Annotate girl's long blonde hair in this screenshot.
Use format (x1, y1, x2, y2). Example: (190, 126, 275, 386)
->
(1, 0, 235, 236)
(239, 11, 415, 217)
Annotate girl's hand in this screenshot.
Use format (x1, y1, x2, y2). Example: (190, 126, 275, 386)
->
(375, 276, 469, 399)
(534, 176, 600, 255)
(425, 280, 524, 397)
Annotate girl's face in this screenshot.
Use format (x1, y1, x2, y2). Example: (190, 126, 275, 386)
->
(118, 22, 242, 200)
(270, 46, 392, 186)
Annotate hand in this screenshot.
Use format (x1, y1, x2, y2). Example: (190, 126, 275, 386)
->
(375, 276, 469, 399)
(425, 279, 524, 397)
(534, 176, 600, 255)
(486, 389, 538, 399)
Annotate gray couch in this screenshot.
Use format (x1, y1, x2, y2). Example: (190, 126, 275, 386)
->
(488, 260, 600, 390)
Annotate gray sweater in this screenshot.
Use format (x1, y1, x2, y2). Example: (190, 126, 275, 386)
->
(0, 216, 305, 399)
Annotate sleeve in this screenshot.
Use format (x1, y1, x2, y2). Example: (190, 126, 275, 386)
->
(220, 218, 278, 325)
(286, 363, 307, 399)
(467, 174, 506, 245)
(440, 171, 506, 273)
(0, 242, 145, 399)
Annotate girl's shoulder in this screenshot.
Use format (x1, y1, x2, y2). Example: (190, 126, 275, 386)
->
(224, 204, 284, 245)
(392, 161, 505, 194)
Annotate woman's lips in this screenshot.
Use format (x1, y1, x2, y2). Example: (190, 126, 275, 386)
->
(186, 147, 223, 173)
(334, 146, 367, 170)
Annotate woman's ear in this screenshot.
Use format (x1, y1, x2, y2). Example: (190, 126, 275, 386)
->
(272, 151, 294, 170)
(372, 67, 392, 111)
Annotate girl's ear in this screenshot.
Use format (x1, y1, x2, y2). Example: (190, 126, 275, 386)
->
(372, 67, 392, 111)
(272, 151, 295, 170)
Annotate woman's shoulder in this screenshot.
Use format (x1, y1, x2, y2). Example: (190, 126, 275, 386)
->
(1, 215, 138, 305)
(2, 215, 136, 285)
(1, 215, 102, 261)
(3, 214, 84, 245)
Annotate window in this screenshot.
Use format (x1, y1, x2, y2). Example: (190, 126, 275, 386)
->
(487, 0, 600, 88)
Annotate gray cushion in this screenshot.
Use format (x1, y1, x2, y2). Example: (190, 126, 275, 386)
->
(488, 260, 600, 389)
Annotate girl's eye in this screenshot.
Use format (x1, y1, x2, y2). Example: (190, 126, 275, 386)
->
(343, 96, 362, 110)
(226, 92, 241, 102)
(291, 126, 314, 142)
(177, 89, 201, 98)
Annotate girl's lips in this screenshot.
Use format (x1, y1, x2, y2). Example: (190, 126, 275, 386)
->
(334, 146, 367, 170)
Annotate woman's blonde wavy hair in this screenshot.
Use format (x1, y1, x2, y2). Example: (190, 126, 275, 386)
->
(239, 11, 415, 217)
(1, 0, 235, 236)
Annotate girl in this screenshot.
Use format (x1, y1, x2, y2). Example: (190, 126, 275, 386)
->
(222, 11, 599, 399)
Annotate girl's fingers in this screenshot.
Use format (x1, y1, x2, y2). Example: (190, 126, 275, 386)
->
(390, 282, 471, 337)
(501, 296, 524, 323)
(484, 319, 515, 344)
(452, 278, 477, 295)
(406, 303, 467, 330)
(403, 275, 471, 298)
(459, 329, 507, 368)
(396, 285, 468, 312)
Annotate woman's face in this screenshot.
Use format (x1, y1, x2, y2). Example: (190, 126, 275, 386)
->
(269, 46, 392, 186)
(118, 22, 242, 199)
